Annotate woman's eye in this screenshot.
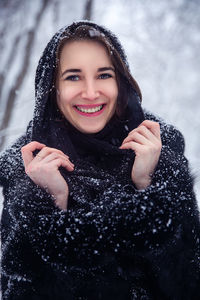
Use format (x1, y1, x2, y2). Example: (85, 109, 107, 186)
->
(65, 75, 80, 81)
(98, 73, 112, 79)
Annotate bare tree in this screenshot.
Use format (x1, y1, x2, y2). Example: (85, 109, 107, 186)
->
(0, 0, 50, 150)
(83, 0, 93, 20)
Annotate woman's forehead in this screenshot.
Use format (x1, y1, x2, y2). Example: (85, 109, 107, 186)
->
(59, 40, 112, 66)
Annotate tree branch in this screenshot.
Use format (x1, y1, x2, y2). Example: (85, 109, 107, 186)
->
(0, 0, 50, 150)
(83, 0, 93, 20)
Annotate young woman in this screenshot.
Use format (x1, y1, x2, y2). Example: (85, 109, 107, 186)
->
(0, 21, 199, 300)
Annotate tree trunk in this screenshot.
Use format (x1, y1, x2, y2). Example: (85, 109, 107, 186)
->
(0, 0, 50, 150)
(83, 0, 93, 20)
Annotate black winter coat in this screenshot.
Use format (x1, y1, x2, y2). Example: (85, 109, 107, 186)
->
(1, 112, 200, 300)
(0, 21, 200, 300)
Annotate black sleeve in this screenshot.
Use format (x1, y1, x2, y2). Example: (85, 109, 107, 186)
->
(100, 125, 199, 245)
(1, 125, 199, 279)
(98, 125, 200, 298)
(0, 135, 27, 186)
(3, 125, 199, 253)
(2, 173, 107, 272)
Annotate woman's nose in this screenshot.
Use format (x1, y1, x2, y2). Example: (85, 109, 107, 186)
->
(81, 80, 100, 100)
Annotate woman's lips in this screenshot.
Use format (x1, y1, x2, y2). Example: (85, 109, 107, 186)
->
(74, 104, 106, 117)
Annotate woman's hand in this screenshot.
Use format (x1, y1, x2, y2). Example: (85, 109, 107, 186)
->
(21, 141, 74, 210)
(120, 120, 162, 190)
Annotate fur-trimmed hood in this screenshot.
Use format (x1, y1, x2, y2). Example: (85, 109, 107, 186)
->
(31, 21, 143, 142)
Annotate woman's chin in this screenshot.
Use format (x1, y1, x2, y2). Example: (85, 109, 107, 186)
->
(72, 121, 107, 134)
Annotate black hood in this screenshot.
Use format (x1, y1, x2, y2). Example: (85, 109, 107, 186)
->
(30, 20, 144, 144)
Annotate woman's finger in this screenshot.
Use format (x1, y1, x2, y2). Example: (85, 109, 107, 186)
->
(34, 146, 68, 161)
(139, 120, 161, 139)
(136, 125, 160, 143)
(47, 158, 74, 172)
(122, 131, 151, 146)
(120, 140, 142, 152)
(121, 122, 161, 147)
(39, 152, 74, 168)
(121, 127, 158, 146)
(21, 141, 46, 167)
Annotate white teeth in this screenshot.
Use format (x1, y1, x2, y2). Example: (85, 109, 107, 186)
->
(76, 105, 103, 113)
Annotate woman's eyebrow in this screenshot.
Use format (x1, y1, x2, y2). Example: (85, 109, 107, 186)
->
(98, 67, 115, 72)
(62, 69, 81, 76)
(61, 66, 115, 77)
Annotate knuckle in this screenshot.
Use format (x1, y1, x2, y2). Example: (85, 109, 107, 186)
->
(48, 148, 63, 154)
(26, 164, 35, 174)
(54, 153, 64, 160)
(21, 141, 40, 152)
(42, 146, 49, 152)
(154, 122, 160, 129)
(25, 165, 33, 175)
(50, 152, 57, 159)
(131, 130, 138, 137)
(138, 126, 145, 133)
(54, 158, 62, 165)
(21, 143, 30, 152)
(142, 120, 150, 125)
(26, 163, 42, 175)
(21, 146, 26, 153)
(29, 141, 38, 147)
(57, 158, 63, 164)
(128, 131, 133, 137)
(44, 147, 62, 155)
(25, 167, 29, 175)
(57, 150, 64, 155)
(139, 125, 145, 130)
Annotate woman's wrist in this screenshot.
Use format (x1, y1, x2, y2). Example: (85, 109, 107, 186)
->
(53, 192, 68, 210)
(133, 175, 152, 190)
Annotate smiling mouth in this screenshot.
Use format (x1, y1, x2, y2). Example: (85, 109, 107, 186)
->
(75, 104, 104, 114)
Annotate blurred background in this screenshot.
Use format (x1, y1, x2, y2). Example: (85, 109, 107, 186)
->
(0, 0, 199, 205)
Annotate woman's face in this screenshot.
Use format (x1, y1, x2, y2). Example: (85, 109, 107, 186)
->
(56, 40, 118, 134)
